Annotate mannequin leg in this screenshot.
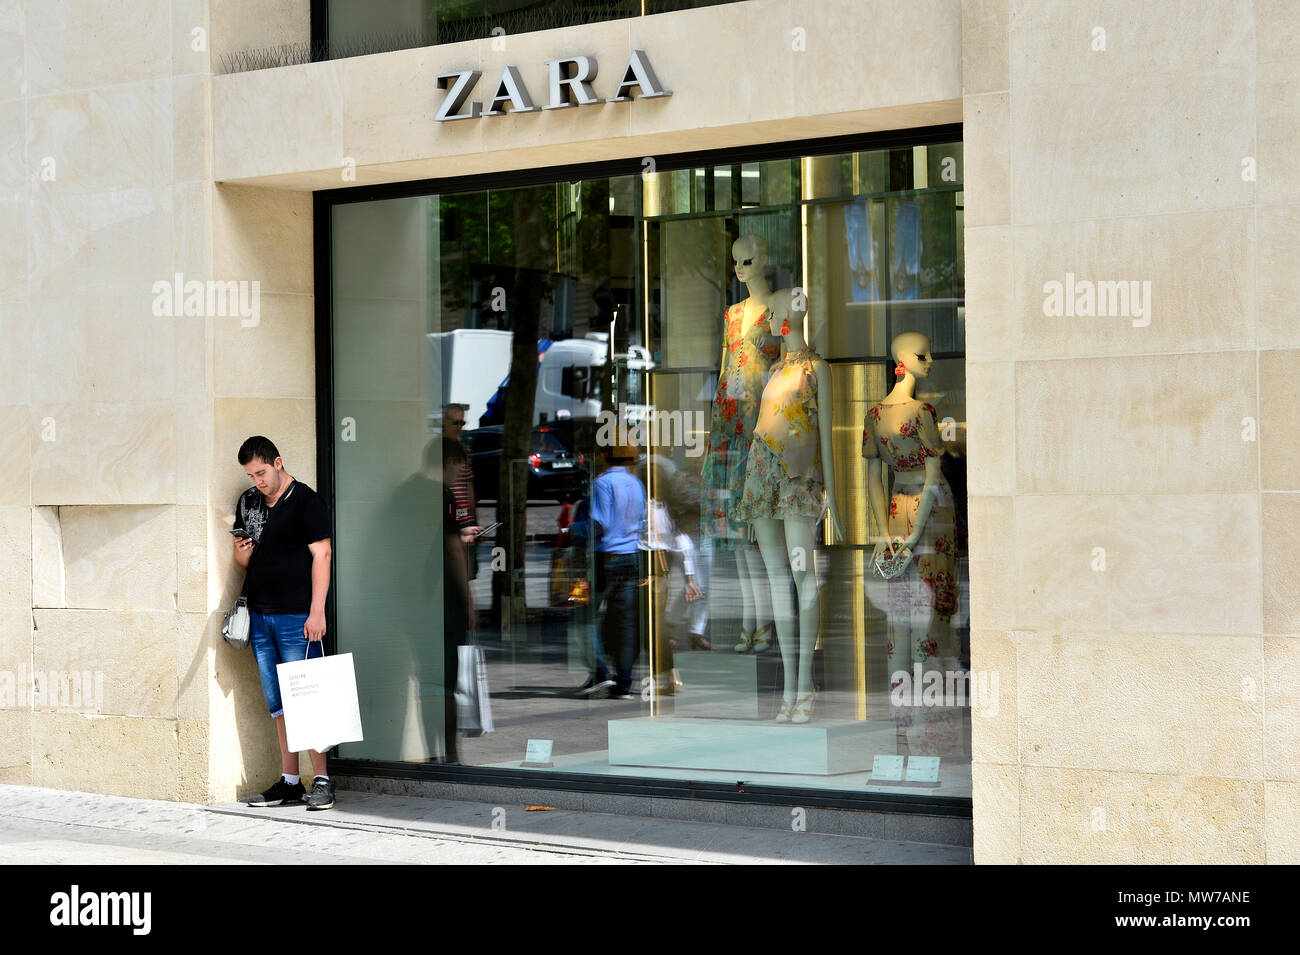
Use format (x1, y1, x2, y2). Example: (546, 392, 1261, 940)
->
(885, 584, 933, 750)
(751, 518, 796, 704)
(783, 520, 820, 700)
(886, 615, 910, 752)
(734, 546, 759, 635)
(742, 544, 773, 631)
(735, 544, 773, 638)
(903, 612, 937, 753)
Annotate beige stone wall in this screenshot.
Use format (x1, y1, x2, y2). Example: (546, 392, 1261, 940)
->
(964, 0, 1298, 863)
(0, 0, 311, 802)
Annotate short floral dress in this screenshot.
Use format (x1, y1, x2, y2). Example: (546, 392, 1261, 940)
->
(861, 398, 958, 658)
(863, 398, 961, 754)
(702, 301, 781, 547)
(734, 348, 826, 521)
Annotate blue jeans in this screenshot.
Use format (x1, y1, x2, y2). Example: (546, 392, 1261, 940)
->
(250, 610, 312, 718)
(597, 552, 640, 695)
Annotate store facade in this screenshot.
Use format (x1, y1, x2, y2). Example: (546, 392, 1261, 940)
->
(226, 0, 977, 837)
(2, 0, 1295, 864)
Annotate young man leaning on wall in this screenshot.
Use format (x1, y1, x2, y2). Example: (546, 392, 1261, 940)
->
(231, 436, 337, 811)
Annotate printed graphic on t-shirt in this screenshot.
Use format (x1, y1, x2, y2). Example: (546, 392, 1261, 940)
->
(237, 487, 268, 543)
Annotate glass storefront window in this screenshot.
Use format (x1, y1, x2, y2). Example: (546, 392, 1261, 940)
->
(328, 139, 969, 801)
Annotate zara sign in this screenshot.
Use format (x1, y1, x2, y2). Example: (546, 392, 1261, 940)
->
(434, 50, 670, 121)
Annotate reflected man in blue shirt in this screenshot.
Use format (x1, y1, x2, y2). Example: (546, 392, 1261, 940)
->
(589, 439, 646, 700)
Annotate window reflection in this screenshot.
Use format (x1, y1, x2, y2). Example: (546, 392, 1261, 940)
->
(331, 142, 970, 796)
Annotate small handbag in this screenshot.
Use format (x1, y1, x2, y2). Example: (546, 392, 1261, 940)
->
(222, 495, 254, 651)
(872, 537, 913, 580)
(222, 589, 250, 650)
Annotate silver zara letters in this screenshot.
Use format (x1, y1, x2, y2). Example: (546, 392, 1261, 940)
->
(434, 50, 670, 122)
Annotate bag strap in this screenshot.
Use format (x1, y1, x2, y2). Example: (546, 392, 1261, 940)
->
(256, 481, 295, 554)
(234, 493, 248, 598)
(306, 639, 324, 659)
(236, 491, 255, 598)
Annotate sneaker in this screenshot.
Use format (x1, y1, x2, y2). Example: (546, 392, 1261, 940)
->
(613, 691, 638, 701)
(305, 776, 335, 811)
(247, 777, 306, 807)
(576, 678, 615, 698)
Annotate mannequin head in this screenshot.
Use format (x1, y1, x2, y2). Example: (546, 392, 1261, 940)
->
(890, 331, 933, 379)
(732, 234, 768, 285)
(765, 287, 807, 340)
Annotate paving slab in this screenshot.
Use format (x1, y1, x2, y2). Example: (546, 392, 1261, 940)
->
(0, 784, 971, 865)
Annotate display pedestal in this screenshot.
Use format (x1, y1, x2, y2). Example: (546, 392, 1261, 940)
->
(672, 653, 761, 719)
(608, 716, 893, 775)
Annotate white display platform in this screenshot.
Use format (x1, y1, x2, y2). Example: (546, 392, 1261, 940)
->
(672, 653, 761, 719)
(608, 716, 894, 775)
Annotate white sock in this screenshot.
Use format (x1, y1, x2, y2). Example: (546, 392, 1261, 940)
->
(283, 774, 300, 786)
(314, 774, 330, 782)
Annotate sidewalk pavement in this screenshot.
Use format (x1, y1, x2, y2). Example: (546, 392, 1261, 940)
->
(0, 784, 971, 865)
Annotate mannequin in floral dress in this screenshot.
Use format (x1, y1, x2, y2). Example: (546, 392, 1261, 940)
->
(734, 289, 844, 723)
(861, 331, 959, 754)
(702, 234, 781, 653)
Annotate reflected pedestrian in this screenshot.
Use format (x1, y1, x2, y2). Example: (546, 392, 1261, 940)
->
(440, 437, 477, 762)
(590, 439, 646, 700)
(443, 402, 481, 580)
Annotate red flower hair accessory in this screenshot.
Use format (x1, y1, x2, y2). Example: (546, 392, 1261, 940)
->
(894, 360, 907, 378)
(780, 317, 791, 336)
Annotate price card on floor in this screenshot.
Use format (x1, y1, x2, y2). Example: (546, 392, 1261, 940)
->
(523, 739, 553, 766)
(906, 756, 941, 783)
(871, 755, 904, 782)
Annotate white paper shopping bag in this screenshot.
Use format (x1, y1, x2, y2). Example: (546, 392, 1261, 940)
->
(276, 645, 364, 754)
(455, 644, 494, 735)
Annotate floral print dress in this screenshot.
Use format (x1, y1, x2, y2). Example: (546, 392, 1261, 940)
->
(861, 398, 958, 640)
(862, 397, 961, 753)
(734, 348, 826, 521)
(702, 301, 781, 548)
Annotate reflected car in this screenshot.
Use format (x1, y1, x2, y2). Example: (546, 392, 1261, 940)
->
(461, 426, 589, 504)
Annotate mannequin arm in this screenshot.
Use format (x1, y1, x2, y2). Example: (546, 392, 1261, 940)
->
(903, 456, 944, 551)
(901, 405, 946, 553)
(814, 360, 843, 541)
(865, 458, 889, 554)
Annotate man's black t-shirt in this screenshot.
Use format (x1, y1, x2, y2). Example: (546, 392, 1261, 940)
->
(233, 481, 331, 614)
